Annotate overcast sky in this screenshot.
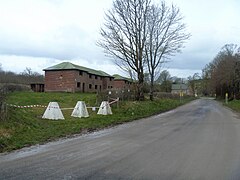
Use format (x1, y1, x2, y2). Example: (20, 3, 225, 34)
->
(0, 0, 239, 78)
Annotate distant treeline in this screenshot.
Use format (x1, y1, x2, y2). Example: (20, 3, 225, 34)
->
(202, 44, 240, 99)
(0, 66, 44, 85)
(0, 66, 44, 120)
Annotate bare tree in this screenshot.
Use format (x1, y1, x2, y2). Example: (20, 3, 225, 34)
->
(21, 67, 33, 76)
(202, 44, 240, 99)
(98, 0, 151, 100)
(145, 2, 190, 100)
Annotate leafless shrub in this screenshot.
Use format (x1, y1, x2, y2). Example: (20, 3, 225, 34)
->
(1, 84, 31, 93)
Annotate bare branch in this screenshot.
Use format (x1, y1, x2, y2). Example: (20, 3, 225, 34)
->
(144, 2, 190, 100)
(98, 0, 190, 100)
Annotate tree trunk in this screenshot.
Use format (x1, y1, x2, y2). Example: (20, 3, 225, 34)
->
(149, 73, 154, 101)
(136, 72, 145, 101)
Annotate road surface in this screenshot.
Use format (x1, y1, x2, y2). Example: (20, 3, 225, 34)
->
(1, 99, 240, 179)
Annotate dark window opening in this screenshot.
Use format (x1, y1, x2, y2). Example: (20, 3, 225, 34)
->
(95, 76, 98, 80)
(77, 82, 81, 88)
(89, 84, 92, 89)
(82, 83, 85, 92)
(89, 74, 92, 79)
(95, 85, 98, 90)
(79, 71, 83, 76)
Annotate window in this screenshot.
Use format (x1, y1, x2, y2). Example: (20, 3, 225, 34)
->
(77, 82, 81, 88)
(79, 71, 83, 76)
(89, 74, 92, 79)
(95, 76, 98, 80)
(95, 85, 98, 90)
(89, 84, 92, 89)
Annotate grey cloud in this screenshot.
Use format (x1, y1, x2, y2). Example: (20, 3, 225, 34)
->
(0, 25, 99, 61)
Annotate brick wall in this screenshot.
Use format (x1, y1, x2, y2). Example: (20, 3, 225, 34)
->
(77, 72, 105, 93)
(45, 70, 77, 92)
(45, 70, 114, 93)
(103, 77, 114, 90)
(113, 80, 125, 89)
(113, 80, 132, 90)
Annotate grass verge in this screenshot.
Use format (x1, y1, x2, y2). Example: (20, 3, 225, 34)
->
(223, 100, 240, 112)
(0, 92, 195, 153)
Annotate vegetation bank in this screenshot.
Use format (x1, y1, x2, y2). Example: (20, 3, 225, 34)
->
(0, 92, 194, 153)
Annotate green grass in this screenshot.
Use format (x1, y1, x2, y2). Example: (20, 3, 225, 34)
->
(224, 100, 240, 112)
(0, 92, 195, 152)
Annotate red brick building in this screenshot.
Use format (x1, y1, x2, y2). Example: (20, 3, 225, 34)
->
(44, 62, 114, 93)
(113, 74, 133, 90)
